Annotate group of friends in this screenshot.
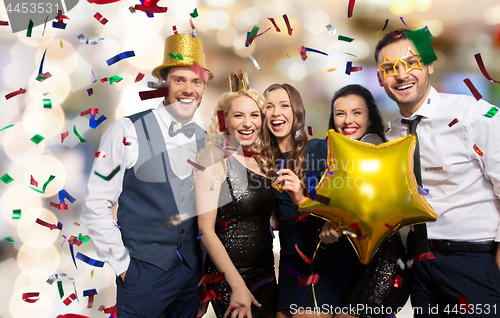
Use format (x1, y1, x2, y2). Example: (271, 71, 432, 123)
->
(81, 29, 500, 318)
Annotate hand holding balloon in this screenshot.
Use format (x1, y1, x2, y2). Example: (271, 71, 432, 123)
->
(319, 221, 342, 244)
(274, 168, 305, 205)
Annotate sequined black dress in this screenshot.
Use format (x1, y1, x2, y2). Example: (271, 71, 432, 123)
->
(205, 156, 277, 318)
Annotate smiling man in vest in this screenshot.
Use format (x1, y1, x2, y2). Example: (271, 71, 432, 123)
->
(82, 33, 214, 318)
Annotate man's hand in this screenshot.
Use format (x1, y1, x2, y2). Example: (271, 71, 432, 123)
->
(119, 270, 127, 282)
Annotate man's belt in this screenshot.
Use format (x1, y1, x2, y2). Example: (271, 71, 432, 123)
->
(429, 240, 497, 253)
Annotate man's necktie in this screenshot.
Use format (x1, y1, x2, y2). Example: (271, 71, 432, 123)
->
(169, 121, 195, 138)
(402, 115, 430, 255)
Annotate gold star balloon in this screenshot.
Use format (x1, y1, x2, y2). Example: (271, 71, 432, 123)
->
(299, 130, 437, 264)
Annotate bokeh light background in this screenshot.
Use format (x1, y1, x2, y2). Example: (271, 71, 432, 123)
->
(1, 0, 500, 317)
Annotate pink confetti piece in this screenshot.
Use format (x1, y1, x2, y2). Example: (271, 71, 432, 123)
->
(191, 61, 208, 83)
(283, 14, 293, 36)
(187, 159, 206, 172)
(50, 202, 68, 210)
(61, 131, 69, 143)
(295, 244, 312, 265)
(385, 223, 397, 232)
(348, 0, 356, 18)
(448, 118, 459, 127)
(81, 108, 99, 116)
(463, 78, 482, 101)
(135, 72, 145, 82)
(74, 222, 80, 226)
(268, 17, 281, 32)
(43, 92, 50, 96)
(299, 46, 307, 61)
(286, 53, 290, 58)
(298, 274, 319, 287)
(190, 17, 195, 30)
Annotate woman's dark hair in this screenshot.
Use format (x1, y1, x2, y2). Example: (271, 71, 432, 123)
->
(328, 84, 386, 142)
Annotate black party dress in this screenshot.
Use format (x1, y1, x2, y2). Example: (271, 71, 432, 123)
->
(205, 156, 277, 318)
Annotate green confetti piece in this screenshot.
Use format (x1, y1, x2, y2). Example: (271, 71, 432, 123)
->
(245, 25, 260, 46)
(484, 106, 499, 118)
(0, 124, 14, 132)
(78, 233, 91, 243)
(27, 19, 33, 37)
(406, 27, 437, 65)
(338, 35, 354, 42)
(30, 175, 56, 193)
(5, 237, 15, 243)
(35, 74, 47, 82)
(43, 99, 52, 109)
(73, 125, 86, 143)
(168, 53, 184, 60)
(30, 134, 45, 144)
(108, 75, 123, 85)
(12, 210, 21, 219)
(95, 165, 121, 181)
(58, 280, 64, 299)
(0, 173, 14, 184)
(190, 8, 198, 18)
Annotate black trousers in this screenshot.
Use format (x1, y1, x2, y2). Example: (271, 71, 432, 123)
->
(408, 233, 500, 317)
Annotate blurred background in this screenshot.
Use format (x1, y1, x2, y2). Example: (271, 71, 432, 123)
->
(1, 0, 500, 317)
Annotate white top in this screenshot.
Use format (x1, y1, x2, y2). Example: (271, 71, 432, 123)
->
(81, 103, 197, 275)
(385, 87, 500, 242)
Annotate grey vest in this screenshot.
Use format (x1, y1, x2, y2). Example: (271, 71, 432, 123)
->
(117, 109, 205, 271)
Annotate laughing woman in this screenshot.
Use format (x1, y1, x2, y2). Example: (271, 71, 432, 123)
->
(260, 83, 360, 318)
(196, 74, 277, 318)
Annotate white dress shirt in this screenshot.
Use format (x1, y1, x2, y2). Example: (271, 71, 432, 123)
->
(385, 87, 500, 242)
(81, 103, 197, 275)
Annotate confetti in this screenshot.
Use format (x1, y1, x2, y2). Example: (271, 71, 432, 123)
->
(59, 189, 76, 204)
(474, 53, 500, 84)
(98, 304, 117, 314)
(345, 61, 363, 75)
(295, 244, 312, 265)
(87, 0, 121, 3)
(94, 12, 108, 24)
(60, 40, 63, 48)
(106, 51, 135, 66)
(61, 131, 69, 143)
(199, 272, 225, 285)
(382, 19, 389, 31)
(68, 235, 83, 246)
(12, 210, 21, 219)
(285, 265, 306, 279)
(50, 202, 68, 210)
(168, 53, 183, 60)
(78, 34, 105, 45)
(249, 276, 275, 291)
(385, 223, 397, 232)
(189, 17, 195, 29)
(399, 17, 412, 30)
(135, 72, 145, 82)
(210, 178, 219, 191)
(191, 61, 209, 83)
(91, 270, 94, 278)
(324, 24, 336, 36)
(187, 159, 206, 172)
(76, 252, 105, 267)
(347, 0, 356, 18)
(268, 18, 281, 32)
(299, 46, 307, 61)
(123, 137, 131, 146)
(4, 236, 15, 243)
(457, 295, 473, 312)
(138, 87, 169, 100)
(36, 218, 62, 230)
(283, 14, 293, 36)
(87, 88, 93, 97)
(190, 8, 198, 18)
(43, 99, 52, 108)
(473, 144, 483, 157)
(22, 292, 39, 303)
(95, 165, 121, 181)
(134, 0, 168, 17)
(36, 72, 52, 82)
(27, 19, 33, 37)
(92, 70, 98, 83)
(417, 187, 429, 196)
(5, 88, 27, 100)
(448, 118, 459, 127)
(81, 108, 99, 116)
(484, 106, 499, 118)
(83, 289, 97, 308)
(248, 54, 260, 69)
(108, 75, 123, 85)
(1, 173, 14, 184)
(42, 15, 48, 35)
(412, 251, 436, 264)
(327, 68, 337, 72)
(46, 273, 74, 285)
(243, 150, 259, 158)
(0, 20, 9, 26)
(74, 222, 80, 226)
(315, 194, 331, 205)
(295, 214, 308, 223)
(63, 293, 77, 306)
(397, 258, 405, 270)
(307, 126, 313, 135)
(94, 151, 106, 158)
(197, 289, 217, 303)
(245, 25, 260, 47)
(176, 249, 183, 260)
(219, 218, 228, 229)
(350, 222, 367, 239)
(129, 6, 136, 13)
(73, 125, 87, 143)
(172, 25, 178, 34)
(192, 233, 203, 239)
(269, 223, 275, 238)
(406, 27, 437, 65)
(60, 235, 67, 248)
(338, 35, 354, 42)
(30, 175, 56, 193)
(58, 281, 64, 298)
(0, 124, 14, 131)
(217, 110, 226, 132)
(298, 274, 319, 287)
(390, 275, 402, 288)
(89, 114, 107, 129)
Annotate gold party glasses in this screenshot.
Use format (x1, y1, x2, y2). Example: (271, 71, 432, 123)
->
(377, 48, 423, 80)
